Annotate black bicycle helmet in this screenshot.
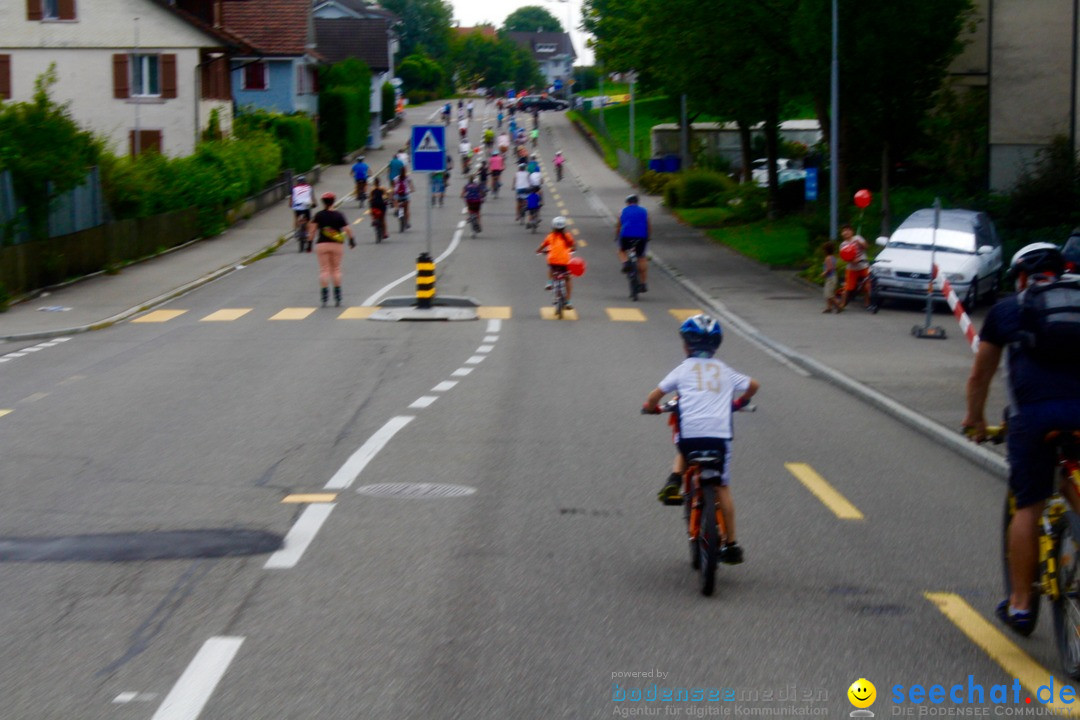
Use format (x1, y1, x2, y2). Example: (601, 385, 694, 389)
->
(1007, 242, 1064, 281)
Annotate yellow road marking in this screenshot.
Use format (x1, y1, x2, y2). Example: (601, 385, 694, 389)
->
(21, 393, 48, 403)
(282, 493, 338, 504)
(133, 310, 187, 323)
(0, 410, 11, 419)
(541, 307, 578, 320)
(338, 307, 378, 319)
(477, 306, 512, 319)
(784, 462, 864, 520)
(926, 592, 1080, 716)
(669, 309, 704, 321)
(606, 307, 647, 322)
(270, 308, 317, 320)
(577, 239, 588, 247)
(201, 309, 252, 322)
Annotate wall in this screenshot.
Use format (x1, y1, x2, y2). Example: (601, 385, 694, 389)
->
(231, 58, 318, 116)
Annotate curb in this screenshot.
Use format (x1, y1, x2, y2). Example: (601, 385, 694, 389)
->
(0, 234, 289, 343)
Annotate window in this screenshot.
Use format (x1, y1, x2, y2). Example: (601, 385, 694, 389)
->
(536, 43, 557, 53)
(129, 129, 162, 157)
(131, 54, 160, 97)
(27, 0, 76, 21)
(243, 62, 268, 91)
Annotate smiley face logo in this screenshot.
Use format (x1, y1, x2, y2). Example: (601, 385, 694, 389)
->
(848, 678, 876, 709)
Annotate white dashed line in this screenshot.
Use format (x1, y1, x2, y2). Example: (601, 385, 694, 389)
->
(409, 396, 438, 409)
(465, 355, 486, 365)
(476, 345, 494, 353)
(150, 636, 244, 720)
(487, 319, 502, 333)
(264, 503, 336, 569)
(483, 335, 498, 342)
(452, 368, 474, 377)
(431, 381, 458, 392)
(324, 416, 415, 490)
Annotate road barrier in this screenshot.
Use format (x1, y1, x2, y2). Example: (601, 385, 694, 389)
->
(936, 264, 981, 353)
(415, 252, 435, 308)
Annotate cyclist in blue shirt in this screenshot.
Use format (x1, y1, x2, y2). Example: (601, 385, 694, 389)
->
(616, 194, 651, 293)
(351, 155, 370, 207)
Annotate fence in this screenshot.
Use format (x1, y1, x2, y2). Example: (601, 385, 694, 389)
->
(48, 167, 106, 239)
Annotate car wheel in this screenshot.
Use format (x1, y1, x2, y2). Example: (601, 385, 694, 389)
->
(964, 280, 978, 310)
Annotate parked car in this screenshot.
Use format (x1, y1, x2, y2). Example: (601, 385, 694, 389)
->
(869, 208, 1003, 309)
(1063, 226, 1080, 274)
(515, 95, 569, 112)
(751, 158, 806, 186)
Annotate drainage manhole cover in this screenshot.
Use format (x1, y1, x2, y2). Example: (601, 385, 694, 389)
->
(0, 529, 283, 563)
(357, 483, 477, 499)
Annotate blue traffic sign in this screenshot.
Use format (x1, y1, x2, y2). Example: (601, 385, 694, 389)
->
(411, 125, 445, 172)
(805, 167, 819, 202)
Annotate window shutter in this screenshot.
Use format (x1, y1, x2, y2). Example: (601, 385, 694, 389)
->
(161, 54, 177, 99)
(0, 56, 10, 100)
(57, 0, 75, 20)
(130, 130, 162, 156)
(113, 54, 129, 99)
(26, 0, 42, 21)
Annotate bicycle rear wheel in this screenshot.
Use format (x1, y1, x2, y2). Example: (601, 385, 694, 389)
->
(554, 280, 565, 319)
(700, 483, 719, 596)
(628, 260, 639, 301)
(1054, 511, 1080, 679)
(399, 208, 407, 233)
(1003, 491, 1042, 630)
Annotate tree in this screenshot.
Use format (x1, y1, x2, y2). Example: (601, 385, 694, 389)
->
(0, 66, 103, 240)
(503, 5, 563, 32)
(379, 0, 454, 60)
(396, 52, 447, 95)
(451, 31, 544, 90)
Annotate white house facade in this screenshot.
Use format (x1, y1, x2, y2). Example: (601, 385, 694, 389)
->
(0, 0, 235, 157)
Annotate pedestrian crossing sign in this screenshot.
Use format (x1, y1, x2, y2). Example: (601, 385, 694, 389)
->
(411, 125, 446, 172)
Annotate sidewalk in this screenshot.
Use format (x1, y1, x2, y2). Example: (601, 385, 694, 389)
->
(0, 103, 1008, 475)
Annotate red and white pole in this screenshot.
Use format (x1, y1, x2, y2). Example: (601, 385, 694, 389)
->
(935, 263, 980, 353)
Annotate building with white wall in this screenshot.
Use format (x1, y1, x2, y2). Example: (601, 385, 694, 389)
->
(0, 0, 239, 157)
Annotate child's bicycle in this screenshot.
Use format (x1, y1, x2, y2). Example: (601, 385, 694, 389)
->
(973, 423, 1080, 678)
(370, 208, 387, 243)
(644, 398, 755, 596)
(538, 252, 572, 319)
(624, 246, 642, 301)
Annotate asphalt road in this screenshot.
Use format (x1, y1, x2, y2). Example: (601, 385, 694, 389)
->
(0, 102, 1061, 720)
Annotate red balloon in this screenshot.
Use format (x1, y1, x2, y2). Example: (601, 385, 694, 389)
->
(568, 256, 587, 277)
(854, 189, 872, 209)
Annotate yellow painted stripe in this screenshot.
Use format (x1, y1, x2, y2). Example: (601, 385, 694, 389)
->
(477, 306, 512, 319)
(669, 309, 704, 321)
(133, 310, 187, 323)
(270, 308, 317, 320)
(0, 410, 12, 418)
(784, 462, 864, 520)
(606, 307, 647, 322)
(282, 493, 338, 504)
(338, 306, 378, 319)
(577, 239, 588, 248)
(200, 309, 252, 322)
(926, 592, 1080, 716)
(541, 307, 579, 320)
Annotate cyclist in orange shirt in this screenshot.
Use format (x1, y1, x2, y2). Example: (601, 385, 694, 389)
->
(536, 216, 576, 309)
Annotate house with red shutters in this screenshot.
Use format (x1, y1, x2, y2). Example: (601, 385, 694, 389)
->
(0, 0, 243, 156)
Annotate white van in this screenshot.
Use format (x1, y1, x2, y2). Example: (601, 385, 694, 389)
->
(869, 208, 1003, 309)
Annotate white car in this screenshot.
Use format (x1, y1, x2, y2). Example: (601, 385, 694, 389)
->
(751, 158, 806, 186)
(869, 208, 1003, 309)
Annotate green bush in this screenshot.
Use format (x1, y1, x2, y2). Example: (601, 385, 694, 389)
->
(664, 169, 737, 208)
(381, 82, 397, 124)
(723, 182, 768, 223)
(235, 110, 317, 174)
(663, 177, 681, 208)
(319, 87, 364, 162)
(639, 170, 675, 196)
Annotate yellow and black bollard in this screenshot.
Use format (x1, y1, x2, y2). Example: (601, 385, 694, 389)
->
(416, 252, 435, 309)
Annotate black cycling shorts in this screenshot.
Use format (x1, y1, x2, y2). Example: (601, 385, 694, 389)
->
(619, 236, 648, 255)
(677, 437, 731, 486)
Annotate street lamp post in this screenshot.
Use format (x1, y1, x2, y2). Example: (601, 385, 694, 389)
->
(829, 0, 839, 241)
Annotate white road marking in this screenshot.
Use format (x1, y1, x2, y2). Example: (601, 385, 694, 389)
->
(409, 396, 438, 408)
(150, 636, 244, 720)
(360, 227, 464, 306)
(5, 353, 26, 358)
(476, 345, 494, 353)
(324, 416, 415, 490)
(264, 503, 336, 569)
(452, 367, 474, 377)
(21, 347, 43, 353)
(487, 319, 502, 333)
(431, 381, 458, 392)
(465, 355, 486, 365)
(483, 335, 498, 342)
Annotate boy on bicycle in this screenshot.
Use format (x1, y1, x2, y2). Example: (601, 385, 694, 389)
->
(536, 216, 575, 310)
(643, 314, 760, 564)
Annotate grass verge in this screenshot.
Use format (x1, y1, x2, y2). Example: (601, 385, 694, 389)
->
(702, 218, 810, 268)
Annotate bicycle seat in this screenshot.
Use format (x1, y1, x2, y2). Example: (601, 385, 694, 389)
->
(1044, 430, 1080, 457)
(686, 450, 725, 470)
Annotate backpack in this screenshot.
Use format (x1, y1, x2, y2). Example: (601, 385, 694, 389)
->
(1017, 277, 1080, 363)
(394, 177, 408, 196)
(465, 183, 483, 202)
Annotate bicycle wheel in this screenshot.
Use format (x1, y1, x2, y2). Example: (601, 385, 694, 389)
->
(555, 281, 565, 319)
(699, 483, 719, 596)
(399, 209, 407, 233)
(373, 220, 382, 244)
(1053, 511, 1080, 679)
(1003, 491, 1042, 630)
(296, 226, 306, 252)
(628, 261, 639, 301)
